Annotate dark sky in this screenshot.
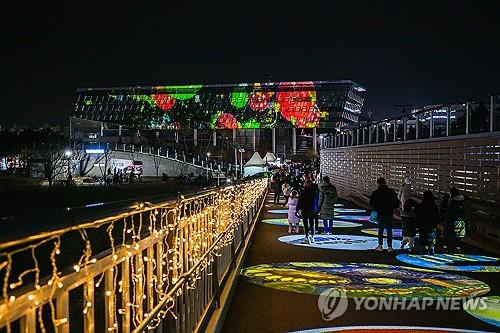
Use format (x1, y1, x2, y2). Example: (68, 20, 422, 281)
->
(3, 1, 500, 126)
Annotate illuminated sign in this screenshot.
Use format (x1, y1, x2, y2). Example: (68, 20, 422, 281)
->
(86, 149, 105, 154)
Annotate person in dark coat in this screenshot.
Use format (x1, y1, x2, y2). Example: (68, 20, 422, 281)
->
(443, 187, 465, 252)
(400, 198, 418, 251)
(416, 191, 440, 254)
(370, 177, 399, 252)
(318, 176, 338, 235)
(296, 180, 316, 244)
(272, 173, 283, 204)
(312, 183, 321, 233)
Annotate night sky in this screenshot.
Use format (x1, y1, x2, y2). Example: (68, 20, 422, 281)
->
(4, 1, 500, 126)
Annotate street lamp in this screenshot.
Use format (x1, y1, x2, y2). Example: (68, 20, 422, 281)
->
(64, 149, 73, 182)
(206, 152, 211, 181)
(238, 148, 245, 179)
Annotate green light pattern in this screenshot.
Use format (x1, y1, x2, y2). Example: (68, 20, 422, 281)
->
(156, 84, 202, 100)
(230, 88, 249, 109)
(241, 119, 260, 128)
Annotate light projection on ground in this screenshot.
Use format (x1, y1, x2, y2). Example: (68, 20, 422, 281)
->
(464, 296, 500, 328)
(241, 262, 490, 298)
(362, 228, 403, 238)
(278, 235, 402, 251)
(267, 208, 365, 215)
(260, 218, 362, 228)
(335, 215, 373, 222)
(291, 326, 495, 333)
(396, 254, 500, 273)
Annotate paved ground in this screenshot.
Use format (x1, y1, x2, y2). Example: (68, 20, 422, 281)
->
(222, 194, 499, 333)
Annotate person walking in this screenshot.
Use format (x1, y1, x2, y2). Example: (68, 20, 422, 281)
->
(282, 180, 292, 207)
(370, 177, 399, 252)
(272, 173, 283, 204)
(312, 183, 321, 233)
(443, 187, 465, 253)
(416, 191, 440, 254)
(286, 190, 300, 233)
(296, 180, 316, 244)
(318, 176, 338, 235)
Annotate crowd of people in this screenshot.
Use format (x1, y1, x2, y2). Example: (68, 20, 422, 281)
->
(272, 164, 469, 253)
(371, 176, 468, 254)
(271, 162, 337, 244)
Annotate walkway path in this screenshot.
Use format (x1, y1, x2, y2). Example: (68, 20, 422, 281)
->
(222, 194, 499, 333)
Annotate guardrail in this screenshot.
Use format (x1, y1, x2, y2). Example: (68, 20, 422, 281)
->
(323, 94, 499, 148)
(89, 142, 230, 173)
(0, 179, 268, 333)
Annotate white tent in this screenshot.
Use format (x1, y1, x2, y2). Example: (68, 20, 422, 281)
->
(244, 152, 266, 177)
(263, 152, 277, 165)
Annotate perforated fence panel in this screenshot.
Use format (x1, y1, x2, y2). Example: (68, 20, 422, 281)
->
(321, 134, 500, 205)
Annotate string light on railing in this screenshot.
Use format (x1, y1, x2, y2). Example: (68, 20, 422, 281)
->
(0, 179, 267, 332)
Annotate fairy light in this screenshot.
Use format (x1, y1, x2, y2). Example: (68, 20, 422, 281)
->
(0, 179, 267, 332)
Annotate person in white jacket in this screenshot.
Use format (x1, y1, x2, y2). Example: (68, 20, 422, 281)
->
(286, 190, 300, 233)
(282, 181, 292, 207)
(398, 177, 412, 208)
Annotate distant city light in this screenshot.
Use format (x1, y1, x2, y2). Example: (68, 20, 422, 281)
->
(86, 149, 105, 154)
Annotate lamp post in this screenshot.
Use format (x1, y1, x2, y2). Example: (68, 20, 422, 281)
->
(238, 148, 245, 179)
(206, 152, 211, 181)
(64, 150, 73, 183)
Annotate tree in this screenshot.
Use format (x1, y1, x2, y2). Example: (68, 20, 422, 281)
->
(33, 132, 69, 187)
(151, 148, 162, 178)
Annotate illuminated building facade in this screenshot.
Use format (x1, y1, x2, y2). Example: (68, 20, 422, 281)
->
(72, 81, 365, 129)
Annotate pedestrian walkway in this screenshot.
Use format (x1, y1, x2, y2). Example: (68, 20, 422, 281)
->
(222, 194, 500, 333)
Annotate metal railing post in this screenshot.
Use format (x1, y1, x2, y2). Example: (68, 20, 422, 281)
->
(376, 124, 379, 143)
(403, 117, 407, 141)
(430, 110, 434, 139)
(466, 101, 470, 134)
(416, 114, 420, 140)
(446, 107, 450, 136)
(490, 95, 495, 132)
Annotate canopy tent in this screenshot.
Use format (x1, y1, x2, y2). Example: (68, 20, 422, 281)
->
(263, 152, 277, 164)
(244, 152, 266, 177)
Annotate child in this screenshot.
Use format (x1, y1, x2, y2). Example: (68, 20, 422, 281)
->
(286, 190, 300, 233)
(417, 191, 440, 254)
(400, 198, 418, 251)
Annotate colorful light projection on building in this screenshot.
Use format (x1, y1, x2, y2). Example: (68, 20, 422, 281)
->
(278, 235, 402, 250)
(73, 81, 365, 129)
(464, 296, 500, 328)
(396, 254, 500, 273)
(241, 262, 490, 298)
(260, 218, 362, 228)
(291, 326, 494, 333)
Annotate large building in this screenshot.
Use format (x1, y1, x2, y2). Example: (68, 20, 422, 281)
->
(72, 80, 365, 129)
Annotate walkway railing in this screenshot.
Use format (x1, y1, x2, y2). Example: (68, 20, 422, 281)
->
(91, 142, 230, 173)
(323, 94, 499, 148)
(0, 179, 267, 332)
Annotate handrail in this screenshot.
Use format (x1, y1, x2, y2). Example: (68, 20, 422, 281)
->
(0, 178, 268, 333)
(326, 93, 498, 148)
